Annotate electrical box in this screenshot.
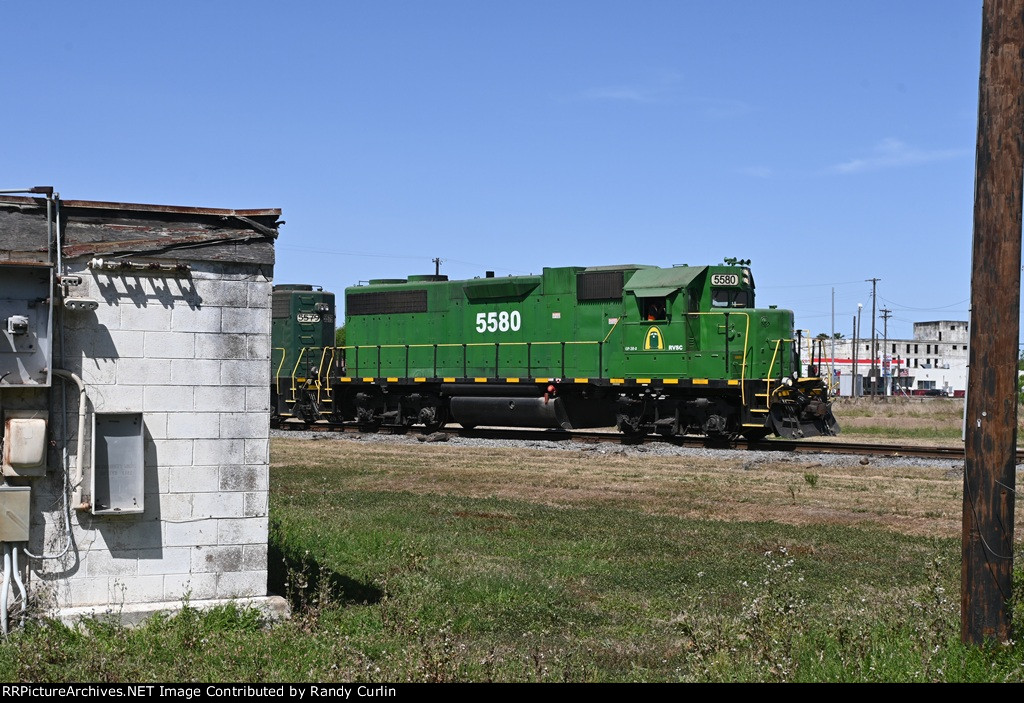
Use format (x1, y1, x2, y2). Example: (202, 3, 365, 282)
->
(0, 264, 53, 387)
(0, 486, 31, 542)
(2, 411, 48, 477)
(92, 413, 145, 515)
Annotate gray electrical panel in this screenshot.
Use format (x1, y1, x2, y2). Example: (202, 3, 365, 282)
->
(0, 264, 53, 387)
(0, 486, 30, 542)
(92, 413, 145, 515)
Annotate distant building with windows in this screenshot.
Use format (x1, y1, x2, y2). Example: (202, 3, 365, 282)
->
(806, 320, 968, 397)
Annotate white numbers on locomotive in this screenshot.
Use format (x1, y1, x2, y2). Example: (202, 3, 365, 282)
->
(296, 313, 321, 323)
(474, 310, 522, 333)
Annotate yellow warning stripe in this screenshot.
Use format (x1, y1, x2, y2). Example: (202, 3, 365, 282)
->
(387, 377, 399, 382)
(474, 377, 487, 383)
(574, 378, 588, 383)
(693, 379, 708, 385)
(506, 378, 520, 383)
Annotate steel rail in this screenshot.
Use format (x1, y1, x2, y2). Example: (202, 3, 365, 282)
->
(272, 421, 994, 461)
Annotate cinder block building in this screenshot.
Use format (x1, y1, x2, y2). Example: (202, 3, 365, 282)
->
(0, 189, 286, 625)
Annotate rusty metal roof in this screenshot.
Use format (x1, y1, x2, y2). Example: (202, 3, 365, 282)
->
(0, 194, 281, 265)
(0, 194, 280, 217)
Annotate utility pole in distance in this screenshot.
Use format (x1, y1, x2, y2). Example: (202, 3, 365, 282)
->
(866, 278, 880, 398)
(962, 0, 1024, 646)
(852, 310, 860, 398)
(880, 308, 891, 397)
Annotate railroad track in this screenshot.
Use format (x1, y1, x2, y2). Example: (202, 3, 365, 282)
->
(273, 420, 997, 461)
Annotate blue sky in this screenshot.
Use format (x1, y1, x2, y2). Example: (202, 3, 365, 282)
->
(3, 1, 984, 340)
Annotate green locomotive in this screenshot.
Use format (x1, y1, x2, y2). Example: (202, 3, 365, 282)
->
(272, 261, 838, 439)
(271, 284, 338, 425)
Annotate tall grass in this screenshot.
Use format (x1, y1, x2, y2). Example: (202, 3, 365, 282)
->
(1, 437, 1023, 681)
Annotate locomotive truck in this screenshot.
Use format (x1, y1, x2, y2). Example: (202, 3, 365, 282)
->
(271, 261, 839, 440)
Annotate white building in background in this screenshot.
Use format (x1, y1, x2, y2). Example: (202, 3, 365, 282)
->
(804, 320, 968, 397)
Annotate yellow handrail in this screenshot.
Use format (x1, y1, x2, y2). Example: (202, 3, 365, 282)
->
(334, 319, 755, 394)
(602, 314, 627, 343)
(337, 340, 604, 379)
(316, 347, 335, 405)
(272, 347, 288, 396)
(766, 338, 798, 398)
(289, 348, 310, 395)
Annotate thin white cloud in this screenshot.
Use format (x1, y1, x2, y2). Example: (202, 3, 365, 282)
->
(574, 88, 752, 118)
(577, 85, 664, 103)
(830, 138, 968, 174)
(575, 72, 680, 104)
(572, 74, 750, 118)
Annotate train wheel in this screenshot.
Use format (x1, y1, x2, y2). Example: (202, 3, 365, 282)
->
(418, 403, 448, 433)
(742, 429, 770, 442)
(422, 417, 447, 433)
(459, 422, 477, 430)
(616, 417, 646, 439)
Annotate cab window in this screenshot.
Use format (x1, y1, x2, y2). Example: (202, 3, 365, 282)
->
(641, 297, 668, 320)
(711, 289, 750, 308)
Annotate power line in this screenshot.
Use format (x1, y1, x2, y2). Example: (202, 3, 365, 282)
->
(878, 295, 970, 311)
(758, 279, 866, 290)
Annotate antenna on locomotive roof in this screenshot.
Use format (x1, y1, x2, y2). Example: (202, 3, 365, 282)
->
(432, 257, 444, 276)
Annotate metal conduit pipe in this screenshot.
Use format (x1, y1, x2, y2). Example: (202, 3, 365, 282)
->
(25, 368, 75, 559)
(51, 369, 89, 511)
(11, 546, 25, 628)
(21, 453, 72, 561)
(55, 194, 62, 276)
(26, 200, 78, 559)
(1, 545, 10, 636)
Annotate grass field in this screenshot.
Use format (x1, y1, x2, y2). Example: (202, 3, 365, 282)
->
(828, 396, 1024, 443)
(1, 399, 1023, 682)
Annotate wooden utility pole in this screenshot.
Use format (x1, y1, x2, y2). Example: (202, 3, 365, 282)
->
(962, 0, 1024, 645)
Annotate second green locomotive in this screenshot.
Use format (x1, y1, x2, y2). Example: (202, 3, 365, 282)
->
(272, 261, 838, 439)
